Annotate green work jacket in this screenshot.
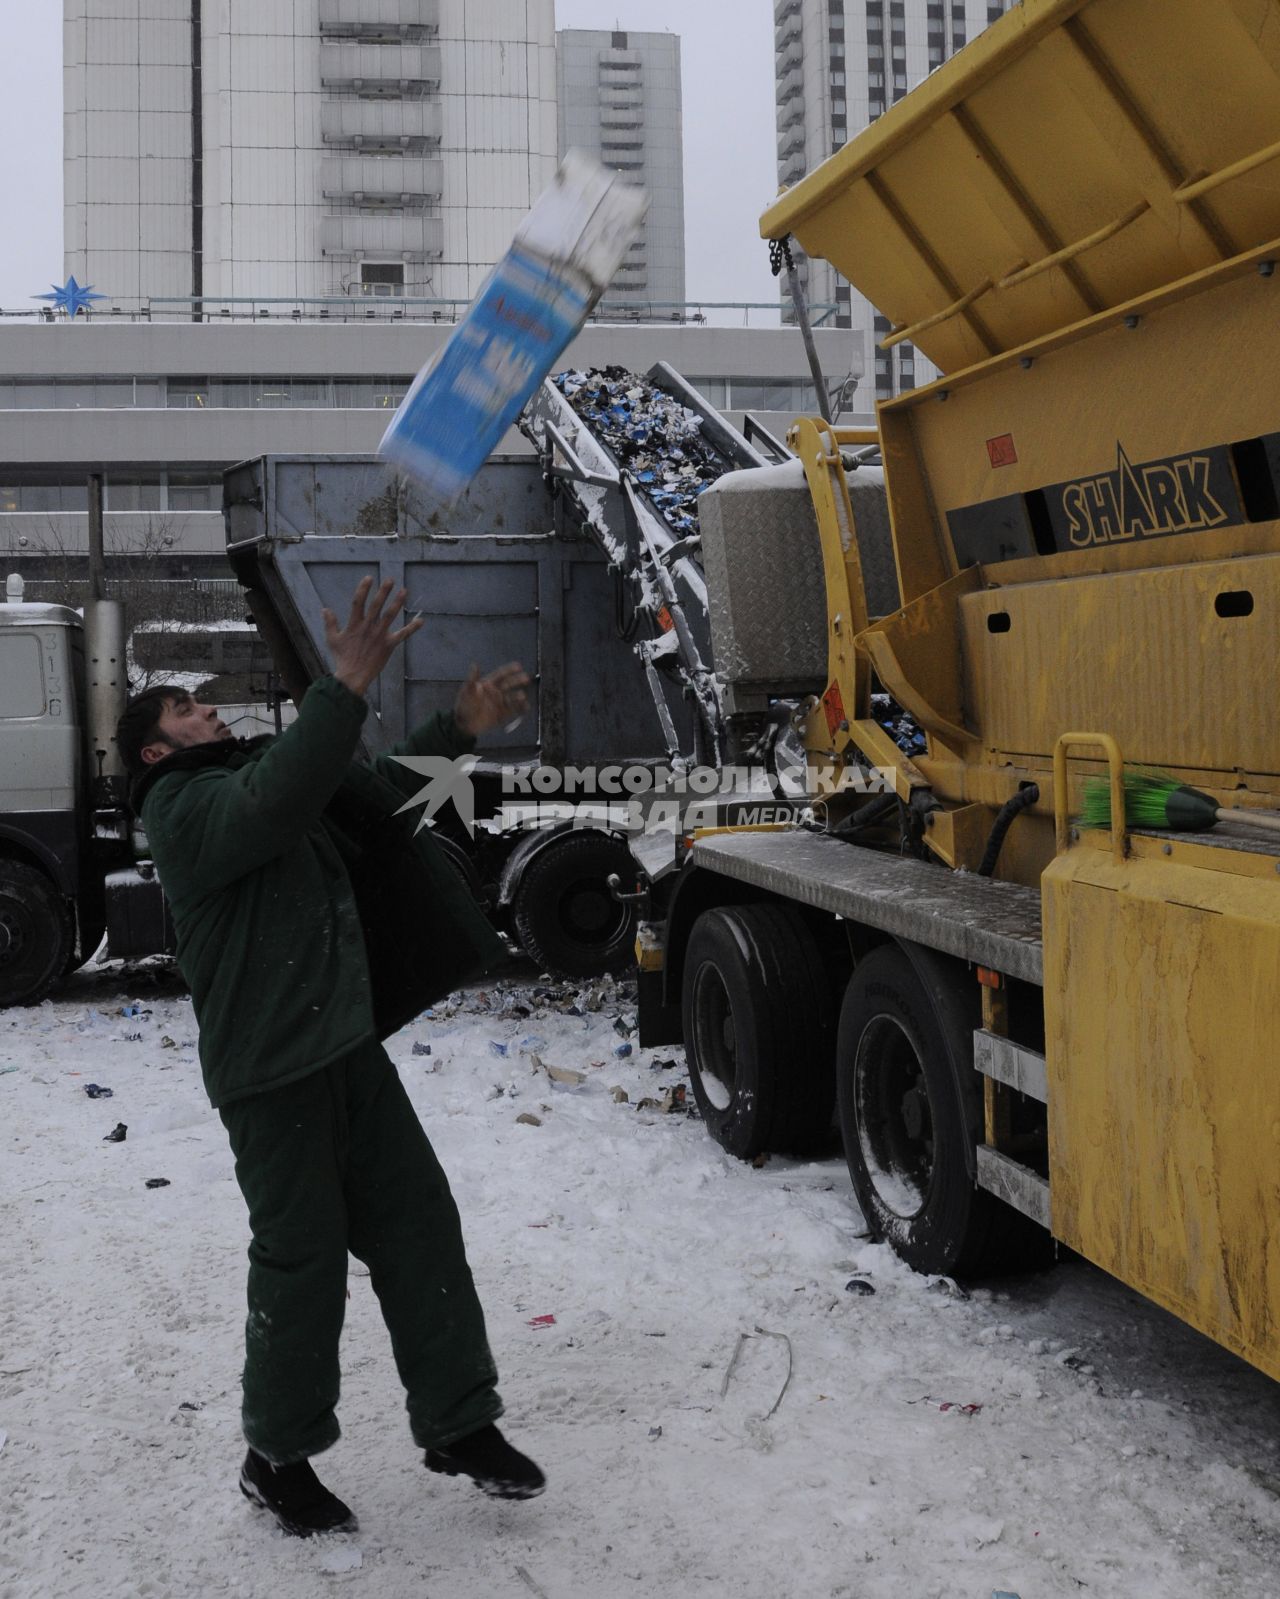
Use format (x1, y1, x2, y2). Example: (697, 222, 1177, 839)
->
(134, 675, 506, 1107)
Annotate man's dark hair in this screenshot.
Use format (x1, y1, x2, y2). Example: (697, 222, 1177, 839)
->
(116, 686, 190, 778)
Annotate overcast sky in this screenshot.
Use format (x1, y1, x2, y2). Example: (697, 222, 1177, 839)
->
(0, 1, 781, 314)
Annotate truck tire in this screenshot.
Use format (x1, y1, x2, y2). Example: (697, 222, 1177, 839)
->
(681, 903, 836, 1159)
(0, 861, 74, 1008)
(511, 831, 636, 978)
(836, 944, 1044, 1277)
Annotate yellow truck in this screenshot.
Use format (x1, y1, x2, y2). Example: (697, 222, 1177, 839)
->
(640, 0, 1280, 1386)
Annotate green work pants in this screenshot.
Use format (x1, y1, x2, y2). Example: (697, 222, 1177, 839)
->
(218, 1038, 502, 1464)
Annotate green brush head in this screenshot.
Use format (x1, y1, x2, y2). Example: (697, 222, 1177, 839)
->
(1077, 778, 1118, 829)
(1078, 771, 1217, 832)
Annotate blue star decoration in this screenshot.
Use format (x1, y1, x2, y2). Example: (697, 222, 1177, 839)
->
(34, 276, 109, 317)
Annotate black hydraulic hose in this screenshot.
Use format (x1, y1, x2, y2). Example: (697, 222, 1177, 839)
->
(977, 784, 1040, 877)
(832, 792, 899, 837)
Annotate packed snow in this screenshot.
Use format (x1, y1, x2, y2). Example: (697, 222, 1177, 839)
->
(3, 959, 1280, 1598)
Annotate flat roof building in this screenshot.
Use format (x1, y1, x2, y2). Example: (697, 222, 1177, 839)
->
(0, 320, 856, 572)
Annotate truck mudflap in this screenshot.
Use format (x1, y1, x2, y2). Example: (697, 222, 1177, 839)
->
(105, 866, 175, 961)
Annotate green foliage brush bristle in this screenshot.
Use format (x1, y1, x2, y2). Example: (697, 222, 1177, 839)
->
(1078, 770, 1220, 832)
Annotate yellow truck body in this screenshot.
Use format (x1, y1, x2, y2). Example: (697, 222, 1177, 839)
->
(757, 0, 1280, 1379)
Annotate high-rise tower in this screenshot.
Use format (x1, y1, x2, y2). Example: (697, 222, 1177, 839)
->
(64, 0, 559, 306)
(556, 28, 685, 315)
(774, 0, 1014, 410)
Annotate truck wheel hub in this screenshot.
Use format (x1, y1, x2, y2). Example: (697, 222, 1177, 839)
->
(854, 1014, 935, 1220)
(0, 909, 24, 961)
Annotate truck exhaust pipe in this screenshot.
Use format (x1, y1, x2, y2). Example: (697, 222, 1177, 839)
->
(83, 472, 127, 798)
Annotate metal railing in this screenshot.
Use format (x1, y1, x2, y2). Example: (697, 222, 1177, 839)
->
(1, 296, 840, 330)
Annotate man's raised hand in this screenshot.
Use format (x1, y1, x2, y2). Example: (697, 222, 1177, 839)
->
(454, 662, 532, 738)
(324, 576, 424, 698)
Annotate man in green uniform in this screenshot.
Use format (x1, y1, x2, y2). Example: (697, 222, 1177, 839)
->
(117, 577, 544, 1537)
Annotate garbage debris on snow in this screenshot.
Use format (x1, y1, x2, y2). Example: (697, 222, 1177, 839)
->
(908, 1394, 985, 1418)
(634, 1084, 688, 1116)
(83, 1083, 113, 1099)
(103, 1123, 127, 1143)
(144, 1177, 171, 1189)
(538, 1062, 587, 1088)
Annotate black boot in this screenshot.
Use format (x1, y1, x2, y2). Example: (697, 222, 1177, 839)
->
(239, 1449, 358, 1537)
(425, 1424, 546, 1500)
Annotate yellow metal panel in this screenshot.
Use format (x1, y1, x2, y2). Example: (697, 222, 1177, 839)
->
(859, 567, 983, 745)
(1043, 849, 1280, 1381)
(1083, 0, 1280, 250)
(923, 801, 994, 872)
(957, 551, 1280, 776)
(762, 0, 1280, 370)
(877, 408, 952, 603)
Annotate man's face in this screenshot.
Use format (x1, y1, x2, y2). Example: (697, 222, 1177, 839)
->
(140, 694, 233, 766)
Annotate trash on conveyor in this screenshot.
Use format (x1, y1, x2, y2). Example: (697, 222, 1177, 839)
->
(554, 367, 725, 539)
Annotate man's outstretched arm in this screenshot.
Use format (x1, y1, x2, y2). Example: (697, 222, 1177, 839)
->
(145, 579, 423, 894)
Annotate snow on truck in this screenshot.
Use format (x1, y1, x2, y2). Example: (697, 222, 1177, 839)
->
(627, 0, 1280, 1388)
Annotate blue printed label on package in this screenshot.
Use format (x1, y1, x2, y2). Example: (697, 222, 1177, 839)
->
(380, 245, 590, 504)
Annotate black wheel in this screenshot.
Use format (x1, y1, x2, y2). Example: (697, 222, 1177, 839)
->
(0, 862, 74, 1008)
(510, 831, 636, 978)
(836, 944, 1045, 1277)
(681, 903, 836, 1159)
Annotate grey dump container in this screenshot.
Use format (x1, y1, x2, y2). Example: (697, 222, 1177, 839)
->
(224, 453, 693, 771)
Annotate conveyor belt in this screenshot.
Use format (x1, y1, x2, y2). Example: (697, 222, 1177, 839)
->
(522, 364, 775, 767)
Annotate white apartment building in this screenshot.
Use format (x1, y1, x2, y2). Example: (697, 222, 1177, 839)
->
(557, 28, 685, 315)
(63, 0, 559, 306)
(774, 0, 1014, 416)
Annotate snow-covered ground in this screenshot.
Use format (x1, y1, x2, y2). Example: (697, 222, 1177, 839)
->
(3, 961, 1280, 1599)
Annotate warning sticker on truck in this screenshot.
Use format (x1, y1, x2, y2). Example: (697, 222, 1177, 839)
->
(822, 680, 847, 736)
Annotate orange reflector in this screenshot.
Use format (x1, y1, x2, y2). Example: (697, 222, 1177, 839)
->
(976, 967, 1004, 989)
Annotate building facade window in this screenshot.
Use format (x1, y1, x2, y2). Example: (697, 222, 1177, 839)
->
(0, 470, 223, 514)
